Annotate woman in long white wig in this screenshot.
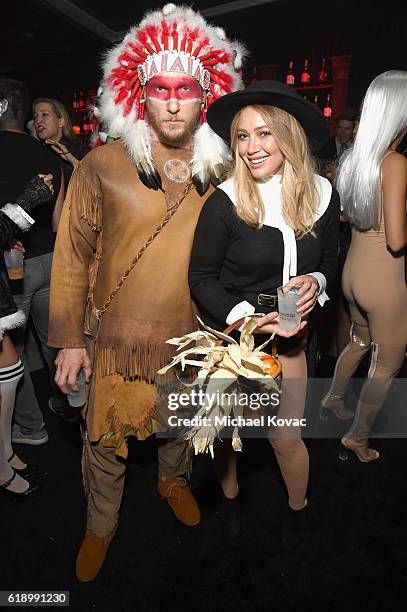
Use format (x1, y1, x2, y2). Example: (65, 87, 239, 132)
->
(322, 70, 407, 461)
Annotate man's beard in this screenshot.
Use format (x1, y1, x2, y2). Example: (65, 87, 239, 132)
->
(147, 109, 201, 147)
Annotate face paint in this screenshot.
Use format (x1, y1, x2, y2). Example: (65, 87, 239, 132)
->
(146, 73, 202, 103)
(145, 72, 203, 147)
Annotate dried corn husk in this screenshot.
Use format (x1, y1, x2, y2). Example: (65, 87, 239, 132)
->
(157, 316, 281, 456)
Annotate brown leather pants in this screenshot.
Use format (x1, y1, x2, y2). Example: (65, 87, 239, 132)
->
(81, 430, 191, 537)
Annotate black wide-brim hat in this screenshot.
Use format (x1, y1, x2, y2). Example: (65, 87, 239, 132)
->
(207, 80, 329, 150)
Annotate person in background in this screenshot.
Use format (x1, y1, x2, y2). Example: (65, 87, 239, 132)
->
(322, 70, 407, 459)
(0, 172, 54, 499)
(317, 108, 359, 165)
(315, 109, 360, 363)
(0, 78, 67, 446)
(33, 98, 90, 186)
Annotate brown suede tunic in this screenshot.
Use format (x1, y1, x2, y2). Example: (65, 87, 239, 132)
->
(48, 139, 210, 456)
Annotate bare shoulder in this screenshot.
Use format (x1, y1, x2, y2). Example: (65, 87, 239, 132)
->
(382, 151, 407, 179)
(80, 139, 125, 170)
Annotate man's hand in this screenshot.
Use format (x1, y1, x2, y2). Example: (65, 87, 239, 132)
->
(283, 275, 319, 317)
(254, 312, 307, 337)
(54, 348, 92, 393)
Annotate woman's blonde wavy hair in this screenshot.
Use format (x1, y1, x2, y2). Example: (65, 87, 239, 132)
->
(33, 98, 77, 141)
(230, 105, 318, 237)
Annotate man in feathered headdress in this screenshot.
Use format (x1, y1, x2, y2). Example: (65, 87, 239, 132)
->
(48, 4, 246, 581)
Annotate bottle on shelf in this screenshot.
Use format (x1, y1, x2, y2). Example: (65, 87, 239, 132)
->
(300, 59, 311, 85)
(72, 92, 78, 111)
(323, 93, 332, 118)
(318, 58, 328, 84)
(87, 90, 97, 108)
(286, 61, 295, 86)
(78, 91, 85, 111)
(313, 94, 319, 106)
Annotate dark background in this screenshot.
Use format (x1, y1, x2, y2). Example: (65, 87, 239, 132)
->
(2, 0, 407, 114)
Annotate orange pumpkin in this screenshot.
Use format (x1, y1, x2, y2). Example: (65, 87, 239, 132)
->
(260, 354, 279, 376)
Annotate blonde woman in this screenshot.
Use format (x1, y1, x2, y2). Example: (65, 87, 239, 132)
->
(33, 98, 89, 186)
(322, 70, 407, 461)
(189, 81, 340, 546)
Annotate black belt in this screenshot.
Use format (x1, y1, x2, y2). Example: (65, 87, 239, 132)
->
(256, 292, 278, 309)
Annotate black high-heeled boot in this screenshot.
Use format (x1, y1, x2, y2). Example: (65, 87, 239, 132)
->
(281, 504, 308, 551)
(220, 494, 241, 539)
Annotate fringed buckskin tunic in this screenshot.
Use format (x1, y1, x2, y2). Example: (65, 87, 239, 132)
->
(48, 139, 207, 457)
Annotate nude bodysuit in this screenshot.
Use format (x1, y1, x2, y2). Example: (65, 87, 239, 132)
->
(326, 162, 407, 437)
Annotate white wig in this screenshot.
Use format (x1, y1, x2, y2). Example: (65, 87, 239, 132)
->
(336, 70, 407, 230)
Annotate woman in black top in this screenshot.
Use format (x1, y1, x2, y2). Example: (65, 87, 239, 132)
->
(189, 81, 340, 543)
(33, 98, 90, 187)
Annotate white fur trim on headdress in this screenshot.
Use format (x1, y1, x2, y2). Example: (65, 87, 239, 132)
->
(162, 3, 177, 15)
(98, 4, 248, 190)
(99, 4, 247, 135)
(123, 115, 155, 176)
(192, 123, 232, 184)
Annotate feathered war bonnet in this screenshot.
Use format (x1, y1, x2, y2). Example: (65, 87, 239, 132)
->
(96, 3, 247, 194)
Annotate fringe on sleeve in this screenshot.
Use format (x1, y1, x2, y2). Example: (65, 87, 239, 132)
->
(67, 165, 102, 232)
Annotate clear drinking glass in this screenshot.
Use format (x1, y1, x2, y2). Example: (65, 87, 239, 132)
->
(4, 249, 24, 280)
(277, 286, 301, 331)
(67, 369, 86, 407)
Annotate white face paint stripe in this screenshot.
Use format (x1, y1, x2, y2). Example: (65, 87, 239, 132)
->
(147, 96, 202, 105)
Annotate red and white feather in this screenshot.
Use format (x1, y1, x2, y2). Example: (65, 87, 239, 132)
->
(99, 3, 246, 134)
(97, 4, 247, 182)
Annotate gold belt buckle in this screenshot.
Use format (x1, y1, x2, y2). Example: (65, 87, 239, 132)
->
(257, 293, 277, 308)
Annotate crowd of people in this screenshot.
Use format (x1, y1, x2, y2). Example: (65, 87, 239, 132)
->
(0, 2, 406, 585)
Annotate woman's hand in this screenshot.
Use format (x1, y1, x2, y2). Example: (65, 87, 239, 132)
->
(14, 173, 54, 211)
(9, 240, 25, 253)
(283, 275, 319, 316)
(253, 311, 307, 337)
(45, 139, 79, 167)
(38, 173, 54, 195)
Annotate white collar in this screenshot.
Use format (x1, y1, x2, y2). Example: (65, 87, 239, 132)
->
(218, 174, 332, 285)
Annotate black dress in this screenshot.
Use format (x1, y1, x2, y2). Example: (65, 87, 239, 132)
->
(56, 137, 90, 187)
(0, 172, 53, 335)
(0, 131, 61, 260)
(0, 210, 28, 334)
(189, 174, 340, 353)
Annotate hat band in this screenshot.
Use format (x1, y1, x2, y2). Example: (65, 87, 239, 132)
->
(137, 51, 210, 91)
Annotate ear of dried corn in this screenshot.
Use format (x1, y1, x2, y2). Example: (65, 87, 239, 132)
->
(157, 316, 281, 455)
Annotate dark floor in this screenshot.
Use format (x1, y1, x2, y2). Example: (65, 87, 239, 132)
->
(1, 363, 407, 611)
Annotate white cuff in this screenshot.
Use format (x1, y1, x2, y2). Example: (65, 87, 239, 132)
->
(1, 203, 35, 232)
(0, 310, 26, 341)
(307, 272, 329, 306)
(226, 300, 256, 325)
